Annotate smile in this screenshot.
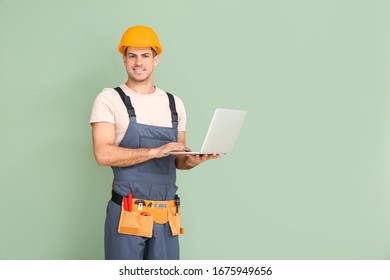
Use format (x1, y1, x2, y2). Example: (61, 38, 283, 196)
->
(133, 68, 145, 73)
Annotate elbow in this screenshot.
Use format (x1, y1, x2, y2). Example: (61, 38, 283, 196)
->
(93, 144, 113, 166)
(95, 158, 108, 166)
(96, 159, 109, 166)
(94, 153, 111, 166)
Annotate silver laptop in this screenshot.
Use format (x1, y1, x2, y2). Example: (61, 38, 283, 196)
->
(167, 108, 247, 155)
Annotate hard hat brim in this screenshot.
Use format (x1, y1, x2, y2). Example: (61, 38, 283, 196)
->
(118, 44, 162, 56)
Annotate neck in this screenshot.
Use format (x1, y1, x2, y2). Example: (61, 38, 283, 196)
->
(125, 79, 155, 94)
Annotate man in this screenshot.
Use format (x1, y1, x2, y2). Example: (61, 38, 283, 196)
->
(90, 25, 219, 260)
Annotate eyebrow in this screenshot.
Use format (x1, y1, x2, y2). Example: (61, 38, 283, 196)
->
(128, 52, 152, 56)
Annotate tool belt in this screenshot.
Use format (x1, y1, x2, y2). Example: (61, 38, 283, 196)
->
(111, 190, 184, 238)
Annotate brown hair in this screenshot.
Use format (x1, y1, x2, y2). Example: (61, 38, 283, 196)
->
(124, 47, 157, 57)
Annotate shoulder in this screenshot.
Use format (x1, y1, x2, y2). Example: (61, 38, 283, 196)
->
(173, 93, 185, 114)
(92, 87, 126, 111)
(91, 87, 126, 118)
(161, 90, 186, 131)
(94, 87, 121, 102)
(156, 87, 185, 108)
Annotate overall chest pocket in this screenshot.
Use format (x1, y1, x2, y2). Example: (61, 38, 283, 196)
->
(138, 137, 174, 175)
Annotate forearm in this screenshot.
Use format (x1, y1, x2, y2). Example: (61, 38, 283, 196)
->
(94, 144, 157, 167)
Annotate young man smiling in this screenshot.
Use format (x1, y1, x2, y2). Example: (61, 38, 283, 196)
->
(90, 25, 218, 260)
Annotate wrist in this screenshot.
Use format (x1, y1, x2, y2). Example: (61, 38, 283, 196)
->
(148, 148, 159, 159)
(185, 157, 196, 169)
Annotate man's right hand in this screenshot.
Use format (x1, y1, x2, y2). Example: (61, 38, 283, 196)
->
(151, 142, 190, 158)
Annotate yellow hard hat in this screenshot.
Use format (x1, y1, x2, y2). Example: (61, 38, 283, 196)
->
(118, 25, 162, 56)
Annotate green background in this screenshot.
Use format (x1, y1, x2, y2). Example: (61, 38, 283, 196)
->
(0, 0, 389, 259)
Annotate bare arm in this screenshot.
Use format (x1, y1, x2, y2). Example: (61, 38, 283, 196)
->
(92, 122, 187, 167)
(175, 131, 220, 170)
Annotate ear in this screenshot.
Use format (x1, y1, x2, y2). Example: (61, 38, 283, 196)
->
(153, 55, 160, 67)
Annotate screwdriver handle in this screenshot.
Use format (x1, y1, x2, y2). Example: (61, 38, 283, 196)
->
(174, 194, 180, 215)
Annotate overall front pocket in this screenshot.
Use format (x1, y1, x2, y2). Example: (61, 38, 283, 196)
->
(138, 137, 173, 175)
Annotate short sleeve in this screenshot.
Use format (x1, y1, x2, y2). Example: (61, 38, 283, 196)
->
(89, 90, 116, 124)
(174, 95, 186, 131)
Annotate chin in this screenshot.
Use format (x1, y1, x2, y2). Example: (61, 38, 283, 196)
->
(130, 76, 150, 83)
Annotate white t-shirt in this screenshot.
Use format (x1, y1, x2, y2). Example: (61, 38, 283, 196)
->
(90, 84, 186, 146)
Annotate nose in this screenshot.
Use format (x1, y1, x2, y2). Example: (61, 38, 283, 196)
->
(135, 57, 143, 66)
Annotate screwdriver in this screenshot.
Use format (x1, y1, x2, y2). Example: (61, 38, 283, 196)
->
(174, 194, 180, 215)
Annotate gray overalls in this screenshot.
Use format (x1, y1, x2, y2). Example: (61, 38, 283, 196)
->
(104, 86, 179, 260)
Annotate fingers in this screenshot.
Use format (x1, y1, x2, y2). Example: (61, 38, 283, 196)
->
(165, 142, 188, 152)
(156, 142, 189, 157)
(203, 154, 220, 159)
(186, 153, 220, 165)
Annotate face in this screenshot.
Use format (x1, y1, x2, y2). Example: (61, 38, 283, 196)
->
(123, 47, 159, 83)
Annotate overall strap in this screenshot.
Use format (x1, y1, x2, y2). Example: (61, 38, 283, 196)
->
(114, 87, 136, 119)
(114, 86, 178, 127)
(166, 92, 178, 125)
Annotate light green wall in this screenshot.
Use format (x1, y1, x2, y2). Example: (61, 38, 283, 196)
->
(1, 0, 390, 259)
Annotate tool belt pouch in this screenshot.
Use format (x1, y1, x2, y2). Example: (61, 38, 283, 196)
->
(118, 203, 153, 238)
(168, 204, 184, 236)
(168, 214, 182, 236)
